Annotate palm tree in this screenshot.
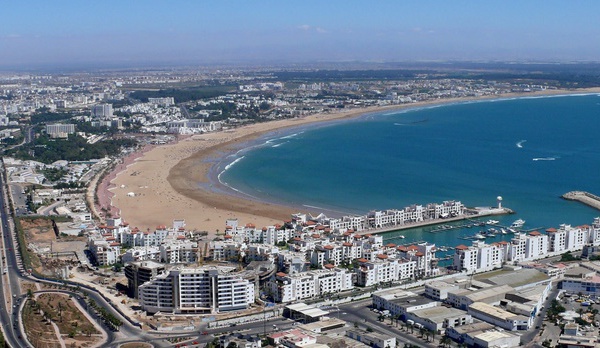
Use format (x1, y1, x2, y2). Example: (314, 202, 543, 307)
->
(394, 314, 402, 327)
(419, 327, 426, 338)
(440, 336, 452, 348)
(424, 329, 431, 341)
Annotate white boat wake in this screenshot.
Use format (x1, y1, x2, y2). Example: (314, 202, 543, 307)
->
(516, 140, 527, 148)
(532, 157, 556, 161)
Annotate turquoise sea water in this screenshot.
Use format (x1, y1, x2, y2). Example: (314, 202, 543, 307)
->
(217, 94, 600, 260)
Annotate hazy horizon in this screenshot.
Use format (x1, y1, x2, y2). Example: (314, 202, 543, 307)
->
(2, 1, 600, 70)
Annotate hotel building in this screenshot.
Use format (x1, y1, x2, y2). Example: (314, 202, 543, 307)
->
(138, 266, 255, 314)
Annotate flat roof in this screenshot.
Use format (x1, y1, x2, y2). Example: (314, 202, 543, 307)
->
(451, 322, 495, 334)
(475, 268, 550, 288)
(474, 330, 515, 342)
(412, 306, 467, 323)
(581, 261, 600, 273)
(425, 280, 458, 290)
(389, 295, 435, 307)
(565, 266, 596, 278)
(468, 302, 528, 321)
(285, 303, 329, 318)
(300, 318, 346, 332)
(373, 288, 417, 300)
(464, 285, 514, 302)
(348, 329, 392, 341)
(508, 284, 548, 302)
(286, 303, 311, 311)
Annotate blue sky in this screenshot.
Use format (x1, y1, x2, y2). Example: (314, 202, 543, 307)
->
(1, 1, 599, 68)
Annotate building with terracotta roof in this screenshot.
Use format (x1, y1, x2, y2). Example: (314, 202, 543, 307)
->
(396, 242, 439, 278)
(507, 232, 548, 262)
(356, 258, 416, 287)
(160, 239, 198, 264)
(268, 268, 353, 303)
(547, 223, 588, 254)
(309, 244, 342, 267)
(121, 245, 161, 264)
(87, 232, 121, 266)
(268, 328, 318, 347)
(453, 241, 505, 273)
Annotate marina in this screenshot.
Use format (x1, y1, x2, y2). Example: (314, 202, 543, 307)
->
(356, 206, 513, 236)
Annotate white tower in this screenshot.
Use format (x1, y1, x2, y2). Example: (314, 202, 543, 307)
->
(497, 196, 503, 209)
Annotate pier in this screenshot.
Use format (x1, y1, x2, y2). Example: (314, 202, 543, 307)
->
(562, 191, 600, 211)
(356, 207, 513, 236)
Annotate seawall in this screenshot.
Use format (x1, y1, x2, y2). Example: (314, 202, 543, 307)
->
(562, 191, 600, 211)
(356, 207, 514, 236)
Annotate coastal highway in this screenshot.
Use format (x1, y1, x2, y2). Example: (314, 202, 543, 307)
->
(0, 165, 26, 347)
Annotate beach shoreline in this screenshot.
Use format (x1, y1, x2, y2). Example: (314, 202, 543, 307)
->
(104, 88, 600, 237)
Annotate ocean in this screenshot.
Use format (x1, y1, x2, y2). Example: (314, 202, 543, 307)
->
(217, 94, 600, 261)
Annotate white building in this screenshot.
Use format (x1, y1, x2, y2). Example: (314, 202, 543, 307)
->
(268, 268, 353, 303)
(138, 266, 255, 314)
(87, 232, 120, 266)
(91, 103, 113, 118)
(46, 123, 75, 138)
(507, 232, 548, 262)
(356, 257, 416, 287)
(467, 302, 531, 331)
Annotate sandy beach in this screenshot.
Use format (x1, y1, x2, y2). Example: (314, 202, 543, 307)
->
(104, 88, 600, 237)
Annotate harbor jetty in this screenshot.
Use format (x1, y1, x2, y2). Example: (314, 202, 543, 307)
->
(294, 199, 514, 237)
(356, 206, 513, 236)
(562, 191, 600, 211)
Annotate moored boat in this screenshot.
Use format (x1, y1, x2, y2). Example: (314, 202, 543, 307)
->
(511, 219, 526, 228)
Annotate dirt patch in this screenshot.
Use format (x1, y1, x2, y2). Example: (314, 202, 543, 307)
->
(23, 293, 102, 348)
(19, 217, 87, 276)
(20, 218, 57, 244)
(20, 281, 39, 295)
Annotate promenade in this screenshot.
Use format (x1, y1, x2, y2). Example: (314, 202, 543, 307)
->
(357, 207, 513, 236)
(562, 191, 600, 211)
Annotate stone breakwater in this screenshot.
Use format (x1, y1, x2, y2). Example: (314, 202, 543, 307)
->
(562, 191, 600, 211)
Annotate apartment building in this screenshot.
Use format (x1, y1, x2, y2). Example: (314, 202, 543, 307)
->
(124, 260, 166, 299)
(45, 123, 75, 138)
(138, 266, 255, 314)
(268, 268, 354, 303)
(87, 232, 120, 266)
(356, 257, 416, 287)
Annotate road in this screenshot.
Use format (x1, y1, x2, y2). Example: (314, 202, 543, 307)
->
(519, 286, 559, 346)
(338, 298, 435, 347)
(0, 163, 27, 347)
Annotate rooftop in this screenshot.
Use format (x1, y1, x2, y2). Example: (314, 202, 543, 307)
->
(411, 306, 467, 323)
(468, 302, 528, 321)
(474, 330, 516, 342)
(474, 267, 550, 288)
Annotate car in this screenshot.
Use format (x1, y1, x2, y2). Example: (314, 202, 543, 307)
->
(201, 332, 209, 335)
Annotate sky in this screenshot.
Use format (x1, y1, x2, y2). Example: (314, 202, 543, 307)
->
(1, 1, 600, 69)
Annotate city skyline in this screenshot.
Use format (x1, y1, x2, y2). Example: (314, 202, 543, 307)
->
(2, 1, 600, 69)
